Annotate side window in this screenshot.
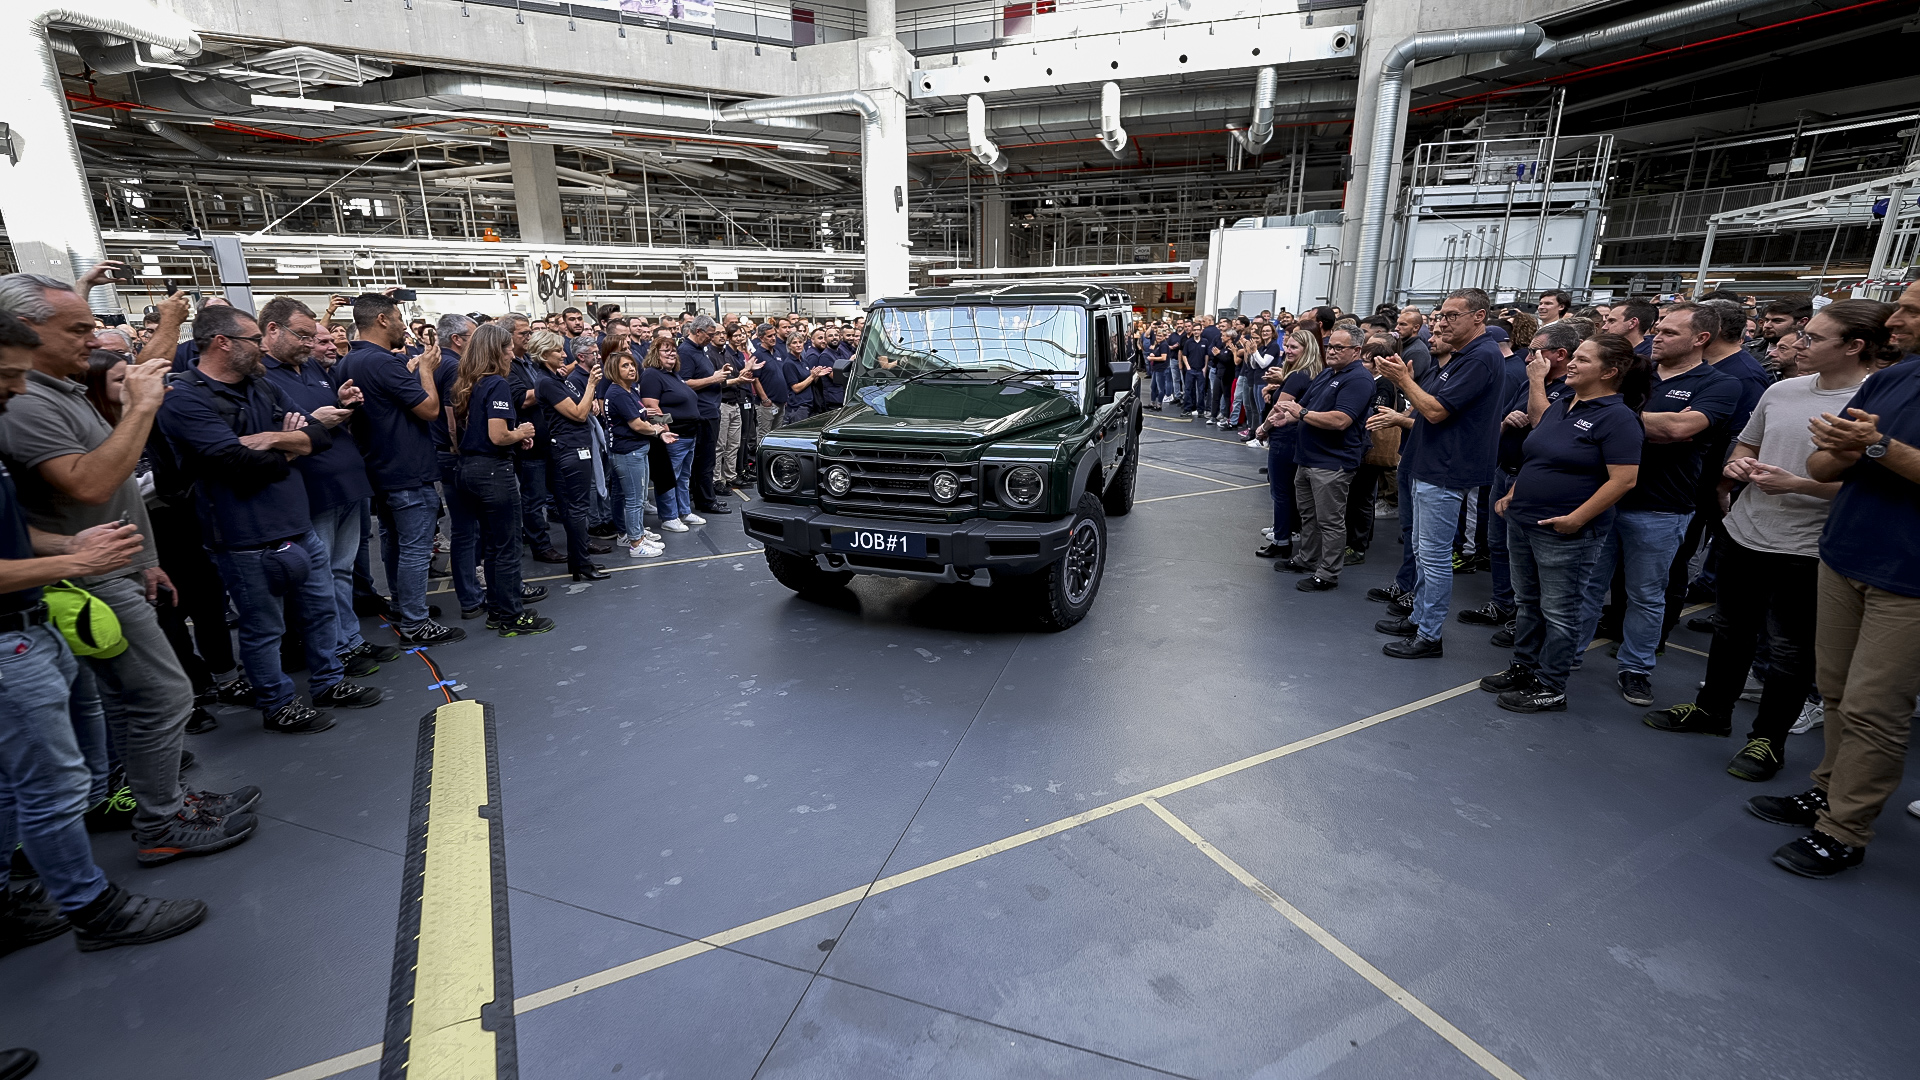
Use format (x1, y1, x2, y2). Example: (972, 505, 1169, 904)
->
(1108, 313, 1130, 365)
(1094, 312, 1114, 376)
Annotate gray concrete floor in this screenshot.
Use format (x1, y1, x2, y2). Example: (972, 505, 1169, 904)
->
(4, 418, 1917, 1079)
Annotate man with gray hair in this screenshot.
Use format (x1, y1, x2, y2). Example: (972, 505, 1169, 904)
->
(0, 273, 230, 864)
(428, 313, 485, 619)
(676, 315, 736, 516)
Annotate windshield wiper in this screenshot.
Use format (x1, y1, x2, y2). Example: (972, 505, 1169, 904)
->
(993, 369, 1080, 385)
(903, 365, 1001, 384)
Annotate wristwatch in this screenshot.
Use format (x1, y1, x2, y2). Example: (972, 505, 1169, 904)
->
(1865, 434, 1892, 459)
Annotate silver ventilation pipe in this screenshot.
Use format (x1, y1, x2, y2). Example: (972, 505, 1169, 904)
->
(3, 2, 203, 314)
(140, 119, 218, 159)
(137, 122, 419, 172)
(1229, 67, 1278, 154)
(1098, 83, 1128, 158)
(966, 95, 1007, 173)
(1352, 0, 1790, 314)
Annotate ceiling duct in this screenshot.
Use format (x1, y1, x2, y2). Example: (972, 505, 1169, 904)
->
(135, 119, 417, 172)
(191, 46, 392, 94)
(1229, 67, 1277, 154)
(966, 95, 1007, 173)
(1098, 82, 1127, 157)
(325, 72, 814, 133)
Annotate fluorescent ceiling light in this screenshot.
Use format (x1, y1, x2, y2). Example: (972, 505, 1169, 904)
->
(775, 142, 831, 155)
(440, 276, 496, 282)
(71, 115, 113, 130)
(250, 94, 337, 112)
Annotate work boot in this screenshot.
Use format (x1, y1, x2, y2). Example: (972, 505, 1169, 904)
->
(68, 883, 208, 952)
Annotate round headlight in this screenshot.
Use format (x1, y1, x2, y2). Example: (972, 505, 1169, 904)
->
(823, 464, 853, 497)
(768, 453, 801, 492)
(1004, 466, 1044, 507)
(930, 470, 959, 503)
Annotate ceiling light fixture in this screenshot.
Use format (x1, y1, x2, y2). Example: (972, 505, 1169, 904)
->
(250, 94, 338, 112)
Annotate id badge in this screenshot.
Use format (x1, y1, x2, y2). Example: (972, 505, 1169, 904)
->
(576, 448, 591, 460)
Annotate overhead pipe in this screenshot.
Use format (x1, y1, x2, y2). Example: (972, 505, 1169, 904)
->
(139, 119, 219, 160)
(133, 120, 420, 174)
(966, 95, 1008, 173)
(1097, 83, 1127, 157)
(1229, 67, 1277, 154)
(3, 2, 203, 314)
(1351, 0, 1790, 314)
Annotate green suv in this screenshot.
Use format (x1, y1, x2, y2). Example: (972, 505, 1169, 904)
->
(746, 284, 1141, 629)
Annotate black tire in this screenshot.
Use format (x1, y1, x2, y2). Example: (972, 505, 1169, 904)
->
(1101, 431, 1138, 517)
(1028, 493, 1107, 631)
(765, 549, 852, 598)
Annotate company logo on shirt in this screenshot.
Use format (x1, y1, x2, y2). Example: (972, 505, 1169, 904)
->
(490, 399, 511, 410)
(1667, 389, 1692, 400)
(1573, 418, 1594, 431)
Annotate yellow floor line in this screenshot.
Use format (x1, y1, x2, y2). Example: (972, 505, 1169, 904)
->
(427, 548, 759, 596)
(1142, 800, 1529, 1080)
(1135, 483, 1267, 504)
(1665, 642, 1710, 659)
(1138, 460, 1244, 487)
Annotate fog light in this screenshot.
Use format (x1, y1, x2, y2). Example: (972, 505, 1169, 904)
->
(930, 470, 959, 503)
(824, 464, 852, 497)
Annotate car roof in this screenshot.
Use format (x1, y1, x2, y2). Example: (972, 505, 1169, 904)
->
(871, 283, 1129, 308)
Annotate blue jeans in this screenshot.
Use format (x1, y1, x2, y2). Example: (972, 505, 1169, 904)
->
(1394, 460, 1418, 593)
(1181, 367, 1207, 412)
(608, 447, 655, 540)
(1488, 472, 1516, 609)
(437, 451, 483, 613)
(0, 625, 109, 911)
(377, 485, 439, 630)
(212, 531, 346, 715)
(1409, 480, 1469, 641)
(1577, 509, 1693, 675)
(1150, 366, 1173, 401)
(1507, 520, 1603, 693)
(657, 436, 695, 520)
(69, 663, 111, 805)
(311, 498, 369, 655)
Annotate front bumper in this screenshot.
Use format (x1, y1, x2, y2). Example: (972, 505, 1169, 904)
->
(744, 502, 1073, 584)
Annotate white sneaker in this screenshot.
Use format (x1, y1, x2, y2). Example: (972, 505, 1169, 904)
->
(681, 512, 707, 526)
(1908, 799, 1919, 820)
(642, 528, 662, 542)
(660, 518, 689, 533)
(1739, 674, 1764, 703)
(628, 540, 663, 559)
(1790, 701, 1824, 735)
(1261, 527, 1275, 540)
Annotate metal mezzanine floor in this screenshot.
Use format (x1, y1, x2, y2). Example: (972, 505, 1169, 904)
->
(3, 420, 1918, 1080)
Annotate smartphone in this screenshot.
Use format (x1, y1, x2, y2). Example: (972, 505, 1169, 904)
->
(391, 288, 419, 302)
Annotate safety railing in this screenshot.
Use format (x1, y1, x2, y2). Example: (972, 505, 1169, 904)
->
(1600, 169, 1907, 242)
(1408, 134, 1614, 192)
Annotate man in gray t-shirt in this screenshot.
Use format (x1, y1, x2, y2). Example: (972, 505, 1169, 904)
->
(1641, 327, 1871, 782)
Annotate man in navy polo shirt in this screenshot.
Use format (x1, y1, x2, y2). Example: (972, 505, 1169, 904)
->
(1575, 303, 1740, 706)
(677, 315, 735, 515)
(159, 306, 383, 735)
(750, 320, 790, 432)
(1373, 288, 1505, 658)
(1602, 298, 1657, 358)
(426, 313, 484, 619)
(1757, 332, 1920, 877)
(258, 297, 398, 680)
(332, 293, 464, 647)
(1178, 319, 1209, 416)
(1279, 327, 1377, 590)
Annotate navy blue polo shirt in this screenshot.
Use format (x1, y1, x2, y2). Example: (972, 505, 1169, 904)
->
(156, 368, 329, 550)
(604, 382, 652, 454)
(1146, 335, 1171, 370)
(536, 368, 593, 454)
(1294, 361, 1377, 471)
(1498, 373, 1569, 475)
(752, 340, 790, 405)
(1404, 331, 1504, 490)
(1178, 335, 1208, 371)
(170, 339, 197, 373)
(0, 459, 39, 614)
(334, 340, 436, 492)
(1265, 369, 1313, 450)
(430, 346, 462, 451)
(1633, 336, 1653, 358)
(1711, 347, 1772, 434)
(1819, 360, 1920, 597)
(640, 366, 700, 423)
(1621, 360, 1741, 514)
(261, 356, 372, 515)
(1509, 394, 1643, 531)
(676, 337, 723, 420)
(458, 374, 517, 458)
(1199, 325, 1224, 364)
(509, 356, 548, 449)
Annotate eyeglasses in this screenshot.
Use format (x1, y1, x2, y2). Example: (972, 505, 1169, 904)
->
(1432, 309, 1474, 322)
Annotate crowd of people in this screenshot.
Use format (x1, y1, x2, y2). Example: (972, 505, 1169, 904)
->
(0, 270, 867, 965)
(1141, 282, 1920, 880)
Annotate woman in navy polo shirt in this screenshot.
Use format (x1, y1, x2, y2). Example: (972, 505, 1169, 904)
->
(449, 324, 551, 636)
(531, 330, 609, 581)
(1253, 329, 1321, 562)
(603, 351, 670, 559)
(640, 339, 702, 533)
(1482, 333, 1649, 713)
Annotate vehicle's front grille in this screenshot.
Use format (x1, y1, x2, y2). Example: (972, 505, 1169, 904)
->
(819, 447, 979, 518)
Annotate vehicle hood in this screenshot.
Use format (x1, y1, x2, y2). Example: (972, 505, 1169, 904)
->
(821, 379, 1081, 444)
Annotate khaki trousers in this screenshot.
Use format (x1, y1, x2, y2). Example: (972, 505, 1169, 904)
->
(1811, 563, 1920, 847)
(1293, 467, 1355, 581)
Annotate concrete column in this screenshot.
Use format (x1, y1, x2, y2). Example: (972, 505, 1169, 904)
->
(509, 140, 566, 246)
(980, 178, 1009, 269)
(860, 37, 911, 298)
(867, 0, 896, 41)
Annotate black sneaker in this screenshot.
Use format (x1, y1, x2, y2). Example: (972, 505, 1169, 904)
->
(134, 810, 258, 867)
(314, 682, 383, 709)
(68, 883, 208, 951)
(1618, 671, 1655, 707)
(1727, 739, 1783, 782)
(263, 701, 336, 735)
(1479, 663, 1537, 694)
(1642, 702, 1731, 736)
(1343, 548, 1366, 566)
(1254, 543, 1287, 559)
(1365, 585, 1406, 605)
(84, 786, 137, 833)
(362, 642, 403, 663)
(185, 706, 218, 734)
(340, 648, 380, 678)
(183, 785, 262, 819)
(1295, 576, 1338, 592)
(1273, 559, 1311, 574)
(1772, 830, 1863, 879)
(1384, 636, 1444, 659)
(393, 620, 467, 647)
(0, 885, 71, 957)
(460, 604, 487, 620)
(1748, 787, 1828, 827)
(1374, 617, 1416, 636)
(520, 584, 549, 603)
(1387, 595, 1414, 619)
(1686, 614, 1719, 634)
(1457, 602, 1514, 626)
(492, 612, 556, 637)
(214, 676, 256, 707)
(1498, 687, 1566, 713)
(1491, 621, 1517, 649)
(587, 522, 619, 538)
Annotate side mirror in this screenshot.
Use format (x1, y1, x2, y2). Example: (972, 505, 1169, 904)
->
(1105, 359, 1135, 396)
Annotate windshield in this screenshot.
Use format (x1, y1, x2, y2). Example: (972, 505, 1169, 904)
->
(854, 305, 1087, 383)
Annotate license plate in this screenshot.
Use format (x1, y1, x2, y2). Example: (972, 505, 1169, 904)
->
(830, 528, 926, 558)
